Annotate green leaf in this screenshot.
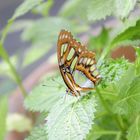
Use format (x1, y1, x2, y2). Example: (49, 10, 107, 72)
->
(22, 17, 88, 45)
(113, 0, 137, 19)
(25, 125, 48, 140)
(100, 58, 129, 87)
(87, 0, 114, 21)
(32, 0, 54, 16)
(88, 0, 136, 20)
(0, 96, 8, 140)
(60, 0, 136, 21)
(113, 69, 140, 115)
(111, 18, 140, 46)
(98, 18, 140, 66)
(22, 44, 51, 67)
(127, 115, 140, 140)
(135, 47, 140, 75)
(86, 125, 103, 140)
(88, 27, 109, 50)
(11, 0, 43, 20)
(46, 95, 97, 140)
(24, 76, 65, 112)
(59, 0, 87, 19)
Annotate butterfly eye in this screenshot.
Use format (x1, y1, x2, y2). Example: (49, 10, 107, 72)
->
(67, 48, 75, 60)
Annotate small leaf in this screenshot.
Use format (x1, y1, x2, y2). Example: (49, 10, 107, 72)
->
(46, 95, 97, 140)
(24, 76, 65, 112)
(11, 0, 43, 20)
(32, 0, 54, 16)
(127, 115, 140, 140)
(135, 47, 140, 75)
(88, 0, 114, 21)
(100, 58, 129, 87)
(0, 96, 8, 140)
(111, 18, 140, 47)
(114, 0, 137, 19)
(25, 125, 48, 140)
(113, 70, 140, 115)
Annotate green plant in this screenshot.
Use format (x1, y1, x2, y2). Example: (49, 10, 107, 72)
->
(0, 0, 140, 140)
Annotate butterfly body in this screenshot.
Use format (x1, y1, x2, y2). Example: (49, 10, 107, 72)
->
(57, 29, 100, 96)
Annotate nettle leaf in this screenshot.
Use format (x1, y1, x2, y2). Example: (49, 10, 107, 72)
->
(87, 0, 114, 21)
(88, 0, 136, 20)
(113, 67, 140, 115)
(100, 58, 129, 87)
(127, 115, 140, 140)
(60, 0, 136, 21)
(24, 76, 65, 112)
(0, 96, 8, 140)
(11, 0, 43, 20)
(113, 0, 137, 19)
(59, 0, 88, 19)
(46, 95, 97, 140)
(25, 125, 48, 140)
(111, 18, 140, 47)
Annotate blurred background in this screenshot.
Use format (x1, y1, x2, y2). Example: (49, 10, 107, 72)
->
(0, 0, 139, 140)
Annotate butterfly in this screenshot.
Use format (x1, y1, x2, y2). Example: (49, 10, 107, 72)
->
(57, 29, 101, 96)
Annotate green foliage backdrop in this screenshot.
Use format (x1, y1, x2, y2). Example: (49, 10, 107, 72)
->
(0, 0, 140, 140)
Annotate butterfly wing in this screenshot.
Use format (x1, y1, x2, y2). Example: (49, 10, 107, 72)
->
(57, 29, 100, 96)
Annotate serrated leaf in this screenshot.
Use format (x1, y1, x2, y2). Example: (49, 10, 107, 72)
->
(25, 125, 48, 140)
(127, 115, 140, 140)
(113, 71, 140, 115)
(100, 58, 129, 87)
(114, 0, 137, 19)
(0, 96, 8, 140)
(88, 0, 114, 21)
(46, 95, 97, 140)
(24, 76, 65, 112)
(11, 0, 43, 20)
(60, 0, 136, 21)
(59, 0, 87, 19)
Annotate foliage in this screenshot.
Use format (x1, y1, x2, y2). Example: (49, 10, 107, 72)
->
(25, 125, 48, 140)
(46, 95, 96, 140)
(60, 0, 137, 21)
(0, 0, 140, 140)
(0, 96, 8, 140)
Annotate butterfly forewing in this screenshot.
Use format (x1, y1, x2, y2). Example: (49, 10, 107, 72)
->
(57, 29, 100, 96)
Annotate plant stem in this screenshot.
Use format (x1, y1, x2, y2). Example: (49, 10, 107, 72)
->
(0, 43, 27, 97)
(96, 88, 125, 133)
